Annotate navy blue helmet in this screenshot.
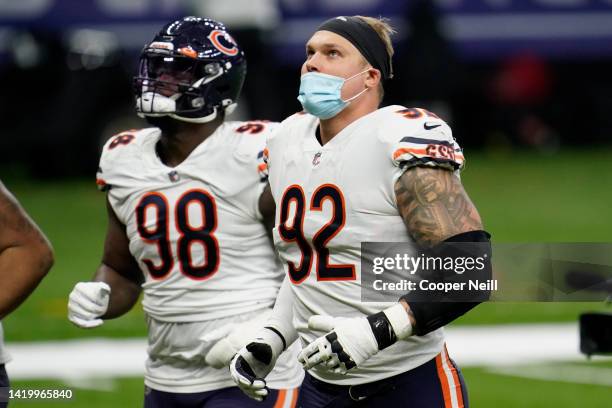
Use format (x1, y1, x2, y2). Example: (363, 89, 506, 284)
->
(134, 16, 246, 123)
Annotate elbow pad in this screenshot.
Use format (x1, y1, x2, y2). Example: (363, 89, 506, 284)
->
(401, 230, 492, 336)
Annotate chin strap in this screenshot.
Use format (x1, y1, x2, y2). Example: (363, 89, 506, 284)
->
(171, 108, 218, 123)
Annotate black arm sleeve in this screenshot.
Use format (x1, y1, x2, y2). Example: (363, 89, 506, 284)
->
(401, 230, 492, 336)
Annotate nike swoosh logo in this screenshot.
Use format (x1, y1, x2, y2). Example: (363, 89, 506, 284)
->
(424, 122, 442, 130)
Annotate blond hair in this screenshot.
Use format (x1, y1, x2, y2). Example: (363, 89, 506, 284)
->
(356, 16, 395, 102)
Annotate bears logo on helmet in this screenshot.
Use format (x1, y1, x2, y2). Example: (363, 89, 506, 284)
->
(208, 30, 239, 56)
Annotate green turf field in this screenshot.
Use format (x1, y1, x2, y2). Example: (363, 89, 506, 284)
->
(2, 178, 147, 341)
(1, 148, 611, 406)
(461, 360, 612, 408)
(6, 362, 612, 407)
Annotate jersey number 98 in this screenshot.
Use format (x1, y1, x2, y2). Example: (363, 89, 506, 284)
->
(136, 190, 219, 280)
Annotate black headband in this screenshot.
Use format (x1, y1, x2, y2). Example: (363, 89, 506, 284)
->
(317, 16, 393, 80)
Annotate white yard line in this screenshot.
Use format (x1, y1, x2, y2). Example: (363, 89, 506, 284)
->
(5, 338, 147, 380)
(444, 323, 585, 366)
(487, 364, 612, 386)
(4, 323, 610, 382)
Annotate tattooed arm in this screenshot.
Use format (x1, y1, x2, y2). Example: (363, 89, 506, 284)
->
(394, 167, 487, 331)
(293, 168, 489, 371)
(0, 181, 54, 319)
(394, 167, 483, 248)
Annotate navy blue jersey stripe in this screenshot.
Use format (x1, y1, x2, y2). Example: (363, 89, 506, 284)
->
(400, 136, 454, 147)
(399, 156, 461, 171)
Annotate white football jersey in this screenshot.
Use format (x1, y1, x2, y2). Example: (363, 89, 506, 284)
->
(144, 313, 304, 393)
(97, 121, 304, 392)
(97, 121, 281, 322)
(266, 105, 465, 385)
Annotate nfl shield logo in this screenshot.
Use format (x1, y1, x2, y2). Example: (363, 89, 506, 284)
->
(168, 170, 180, 182)
(312, 152, 322, 166)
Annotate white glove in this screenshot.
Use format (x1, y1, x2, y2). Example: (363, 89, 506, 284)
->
(203, 309, 272, 369)
(68, 282, 111, 328)
(298, 303, 412, 374)
(229, 328, 285, 401)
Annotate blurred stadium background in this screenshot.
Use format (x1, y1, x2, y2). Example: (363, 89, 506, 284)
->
(1, 0, 611, 406)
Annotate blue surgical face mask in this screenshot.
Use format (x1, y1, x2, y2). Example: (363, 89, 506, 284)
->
(297, 69, 370, 120)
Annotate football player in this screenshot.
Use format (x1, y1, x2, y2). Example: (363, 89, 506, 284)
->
(67, 17, 302, 407)
(230, 16, 491, 407)
(0, 181, 54, 406)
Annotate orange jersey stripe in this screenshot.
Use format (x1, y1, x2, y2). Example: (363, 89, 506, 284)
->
(273, 389, 287, 408)
(393, 147, 428, 160)
(436, 353, 453, 408)
(445, 346, 464, 407)
(258, 163, 268, 172)
(393, 148, 465, 162)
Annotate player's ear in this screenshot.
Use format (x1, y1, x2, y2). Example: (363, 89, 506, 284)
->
(365, 67, 381, 90)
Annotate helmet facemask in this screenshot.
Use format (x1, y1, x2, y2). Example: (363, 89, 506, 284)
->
(134, 51, 232, 123)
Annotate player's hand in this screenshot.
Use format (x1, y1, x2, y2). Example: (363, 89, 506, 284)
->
(68, 282, 111, 328)
(298, 315, 377, 374)
(298, 304, 413, 374)
(203, 310, 272, 369)
(229, 328, 284, 401)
